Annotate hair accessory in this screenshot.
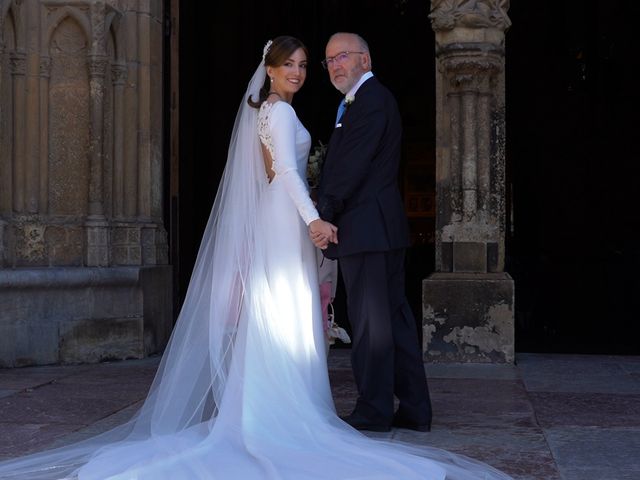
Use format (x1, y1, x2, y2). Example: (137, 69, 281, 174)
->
(262, 40, 273, 62)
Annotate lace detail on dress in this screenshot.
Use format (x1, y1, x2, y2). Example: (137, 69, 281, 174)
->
(258, 101, 276, 160)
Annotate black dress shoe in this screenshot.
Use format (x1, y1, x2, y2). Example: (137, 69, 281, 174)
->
(392, 413, 431, 432)
(339, 413, 391, 432)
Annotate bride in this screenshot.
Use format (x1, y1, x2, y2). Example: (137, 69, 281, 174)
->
(0, 36, 512, 480)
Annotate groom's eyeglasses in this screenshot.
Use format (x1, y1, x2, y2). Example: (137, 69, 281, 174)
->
(321, 51, 365, 70)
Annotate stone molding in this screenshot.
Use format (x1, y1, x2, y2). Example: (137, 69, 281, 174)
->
(39, 56, 52, 77)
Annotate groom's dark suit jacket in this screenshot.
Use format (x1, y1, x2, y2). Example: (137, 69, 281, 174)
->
(317, 76, 409, 259)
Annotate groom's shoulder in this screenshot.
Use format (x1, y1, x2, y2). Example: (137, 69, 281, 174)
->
(361, 77, 395, 100)
(360, 78, 398, 114)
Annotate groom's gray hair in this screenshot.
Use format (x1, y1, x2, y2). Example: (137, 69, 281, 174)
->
(328, 32, 372, 68)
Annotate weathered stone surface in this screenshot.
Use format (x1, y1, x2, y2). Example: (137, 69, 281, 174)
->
(59, 317, 143, 363)
(46, 225, 84, 266)
(423, 272, 514, 362)
(0, 266, 171, 367)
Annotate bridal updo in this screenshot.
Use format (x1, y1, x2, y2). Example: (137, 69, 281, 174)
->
(248, 35, 309, 108)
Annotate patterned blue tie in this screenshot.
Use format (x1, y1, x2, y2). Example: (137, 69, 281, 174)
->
(335, 98, 347, 124)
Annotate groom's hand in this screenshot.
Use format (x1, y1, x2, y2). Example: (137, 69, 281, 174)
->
(309, 219, 338, 249)
(311, 230, 329, 249)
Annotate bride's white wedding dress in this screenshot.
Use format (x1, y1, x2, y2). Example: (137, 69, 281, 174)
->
(0, 61, 512, 480)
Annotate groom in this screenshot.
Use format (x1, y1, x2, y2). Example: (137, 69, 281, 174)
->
(311, 33, 432, 432)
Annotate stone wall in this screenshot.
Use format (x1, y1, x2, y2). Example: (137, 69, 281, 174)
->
(0, 0, 170, 367)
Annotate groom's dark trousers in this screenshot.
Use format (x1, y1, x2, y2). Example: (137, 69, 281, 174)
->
(339, 249, 429, 424)
(317, 75, 432, 426)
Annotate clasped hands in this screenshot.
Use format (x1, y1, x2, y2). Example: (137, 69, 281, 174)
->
(309, 219, 338, 250)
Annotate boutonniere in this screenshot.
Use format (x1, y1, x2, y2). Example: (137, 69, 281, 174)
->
(345, 94, 355, 106)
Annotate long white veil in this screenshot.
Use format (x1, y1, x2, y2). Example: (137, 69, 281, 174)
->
(0, 59, 269, 480)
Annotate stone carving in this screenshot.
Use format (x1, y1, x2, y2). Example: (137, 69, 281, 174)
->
(88, 53, 108, 77)
(90, 0, 106, 54)
(430, 0, 511, 31)
(39, 55, 52, 77)
(49, 17, 90, 216)
(441, 54, 502, 90)
(9, 52, 25, 75)
(15, 222, 46, 264)
(111, 62, 126, 84)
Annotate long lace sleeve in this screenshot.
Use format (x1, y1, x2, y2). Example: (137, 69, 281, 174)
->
(267, 102, 320, 226)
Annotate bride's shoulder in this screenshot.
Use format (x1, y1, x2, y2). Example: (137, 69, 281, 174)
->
(263, 100, 294, 113)
(260, 101, 296, 124)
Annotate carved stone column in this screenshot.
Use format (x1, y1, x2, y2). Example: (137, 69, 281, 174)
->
(83, 1, 108, 267)
(111, 62, 126, 219)
(0, 40, 8, 217)
(85, 54, 109, 266)
(39, 55, 51, 213)
(24, 0, 40, 214)
(423, 0, 514, 363)
(87, 53, 108, 219)
(10, 51, 25, 213)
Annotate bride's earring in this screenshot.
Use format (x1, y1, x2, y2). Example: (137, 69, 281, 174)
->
(270, 77, 274, 83)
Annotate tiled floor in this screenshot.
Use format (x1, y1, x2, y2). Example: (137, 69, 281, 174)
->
(1, 351, 639, 479)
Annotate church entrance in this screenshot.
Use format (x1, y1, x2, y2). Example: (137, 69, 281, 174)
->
(166, 0, 436, 345)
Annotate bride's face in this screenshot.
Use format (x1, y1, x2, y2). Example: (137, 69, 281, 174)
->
(268, 48, 307, 97)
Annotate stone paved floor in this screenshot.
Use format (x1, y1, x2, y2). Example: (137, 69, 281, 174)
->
(1, 350, 639, 479)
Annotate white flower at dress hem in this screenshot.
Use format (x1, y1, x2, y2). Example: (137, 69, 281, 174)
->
(345, 94, 355, 106)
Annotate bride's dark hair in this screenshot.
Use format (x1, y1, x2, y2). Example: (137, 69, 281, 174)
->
(248, 35, 309, 108)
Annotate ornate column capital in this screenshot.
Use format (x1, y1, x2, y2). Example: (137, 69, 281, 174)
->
(9, 52, 26, 76)
(430, 0, 511, 32)
(440, 50, 503, 91)
(111, 63, 127, 85)
(88, 54, 109, 78)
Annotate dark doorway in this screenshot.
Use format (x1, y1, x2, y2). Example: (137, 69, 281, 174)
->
(169, 1, 640, 355)
(170, 0, 437, 341)
(506, 0, 640, 354)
